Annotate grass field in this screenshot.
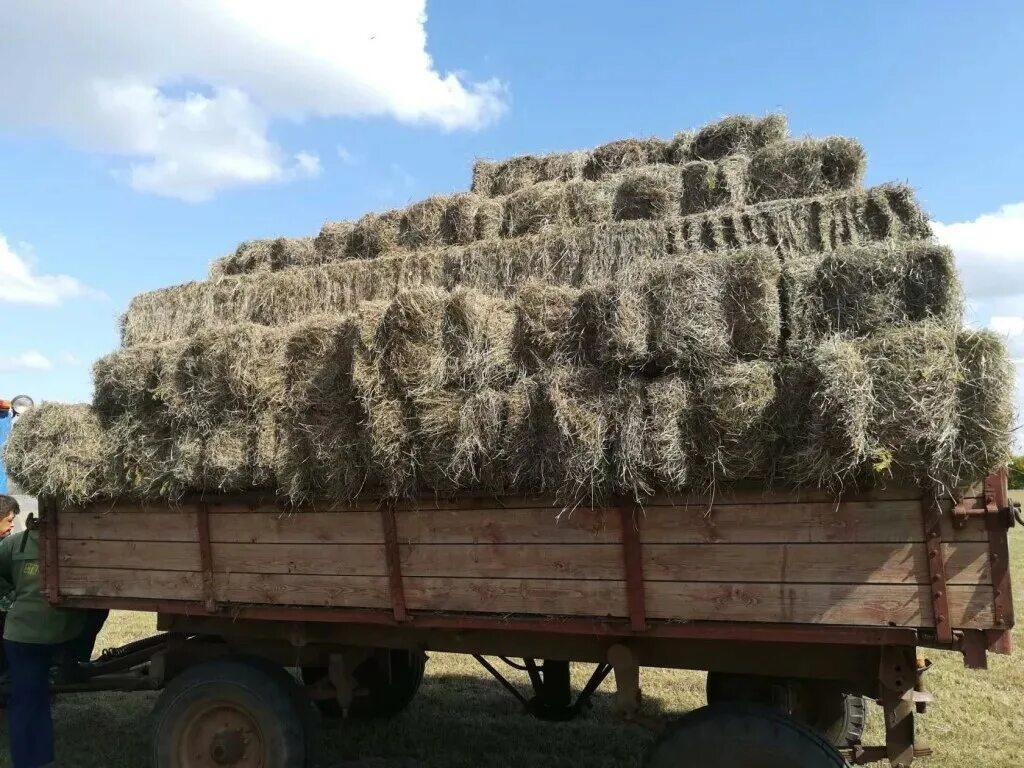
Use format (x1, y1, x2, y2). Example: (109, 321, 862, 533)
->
(1, 526, 1021, 767)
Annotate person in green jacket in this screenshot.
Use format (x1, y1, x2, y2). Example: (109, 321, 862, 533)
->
(0, 496, 91, 768)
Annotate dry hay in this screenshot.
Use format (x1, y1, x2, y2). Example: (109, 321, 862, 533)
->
(397, 193, 498, 250)
(670, 183, 930, 255)
(779, 325, 1013, 492)
(313, 221, 356, 262)
(121, 251, 445, 346)
(502, 179, 615, 237)
(346, 209, 404, 259)
(749, 138, 866, 203)
(648, 248, 781, 373)
(613, 165, 681, 221)
(785, 242, 961, 345)
(121, 186, 923, 348)
(512, 282, 579, 371)
(680, 156, 750, 215)
(3, 403, 113, 504)
(667, 131, 694, 164)
(690, 361, 776, 489)
(583, 138, 671, 180)
(210, 237, 318, 278)
(471, 151, 589, 196)
(439, 289, 517, 390)
(691, 114, 789, 160)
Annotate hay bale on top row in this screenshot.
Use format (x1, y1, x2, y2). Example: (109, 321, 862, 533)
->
(680, 156, 750, 215)
(471, 114, 788, 197)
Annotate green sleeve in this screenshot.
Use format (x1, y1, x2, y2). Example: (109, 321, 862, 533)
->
(0, 534, 12, 584)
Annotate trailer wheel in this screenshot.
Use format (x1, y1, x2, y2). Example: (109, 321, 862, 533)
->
(151, 658, 307, 768)
(302, 649, 426, 719)
(645, 703, 848, 767)
(706, 672, 866, 747)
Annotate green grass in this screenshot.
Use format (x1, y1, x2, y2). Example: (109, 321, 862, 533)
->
(1, 528, 1021, 767)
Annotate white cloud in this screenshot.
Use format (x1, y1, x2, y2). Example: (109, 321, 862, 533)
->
(933, 204, 1024, 448)
(0, 233, 95, 306)
(0, 351, 53, 372)
(60, 352, 81, 366)
(336, 145, 358, 165)
(932, 203, 1024, 301)
(294, 151, 322, 178)
(0, 1, 507, 201)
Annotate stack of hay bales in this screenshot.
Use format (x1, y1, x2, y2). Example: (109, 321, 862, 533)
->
(5, 114, 1013, 506)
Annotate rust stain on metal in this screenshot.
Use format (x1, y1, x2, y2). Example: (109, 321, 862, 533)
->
(381, 503, 409, 622)
(920, 491, 953, 645)
(618, 503, 648, 632)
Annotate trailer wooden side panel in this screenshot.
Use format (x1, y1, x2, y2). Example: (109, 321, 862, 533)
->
(46, 484, 1012, 635)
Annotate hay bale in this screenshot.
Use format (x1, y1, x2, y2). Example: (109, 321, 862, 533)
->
(440, 290, 517, 389)
(3, 403, 115, 503)
(777, 340, 873, 489)
(646, 256, 733, 373)
(691, 114, 788, 160)
(749, 138, 866, 203)
(565, 282, 650, 369)
(209, 237, 319, 278)
(691, 361, 776, 488)
(545, 367, 617, 500)
(583, 138, 670, 180)
(441, 193, 487, 245)
(501, 180, 615, 237)
(680, 156, 750, 214)
(513, 282, 580, 370)
(473, 197, 504, 240)
(667, 131, 695, 164)
(372, 287, 448, 391)
(398, 195, 451, 249)
(721, 247, 782, 359)
(471, 152, 590, 196)
(275, 313, 374, 503)
(471, 159, 499, 196)
(613, 165, 680, 221)
(314, 220, 356, 261)
(347, 210, 403, 259)
(121, 252, 445, 346)
(951, 329, 1014, 487)
(414, 385, 533, 494)
(785, 242, 961, 345)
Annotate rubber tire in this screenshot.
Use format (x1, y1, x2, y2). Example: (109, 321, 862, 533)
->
(644, 703, 848, 768)
(302, 649, 426, 720)
(236, 656, 321, 768)
(706, 672, 866, 747)
(151, 658, 307, 768)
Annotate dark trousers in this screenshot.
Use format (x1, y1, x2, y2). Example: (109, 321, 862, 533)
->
(3, 639, 60, 768)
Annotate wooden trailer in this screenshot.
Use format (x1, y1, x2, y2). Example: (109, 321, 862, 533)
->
(26, 471, 1018, 768)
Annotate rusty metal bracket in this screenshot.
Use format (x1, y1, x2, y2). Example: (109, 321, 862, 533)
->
(196, 503, 218, 613)
(618, 504, 647, 632)
(983, 471, 1015, 631)
(380, 503, 409, 622)
(879, 645, 918, 767)
(920, 494, 953, 645)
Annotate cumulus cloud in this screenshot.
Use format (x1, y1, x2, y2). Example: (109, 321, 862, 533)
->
(0, 351, 53, 372)
(933, 202, 1024, 301)
(0, 233, 95, 306)
(0, 1, 506, 201)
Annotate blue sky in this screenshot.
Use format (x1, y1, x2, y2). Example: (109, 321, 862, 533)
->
(2, 0, 1023, 411)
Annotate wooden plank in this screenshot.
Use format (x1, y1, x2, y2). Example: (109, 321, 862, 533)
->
(397, 508, 619, 545)
(643, 543, 990, 585)
(404, 577, 628, 617)
(58, 512, 198, 542)
(639, 502, 987, 544)
(60, 567, 203, 601)
(208, 511, 383, 544)
(400, 543, 624, 580)
(213, 573, 389, 609)
(59, 539, 201, 571)
(212, 543, 386, 577)
(645, 583, 993, 628)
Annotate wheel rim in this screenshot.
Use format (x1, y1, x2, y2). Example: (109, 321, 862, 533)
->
(175, 699, 266, 767)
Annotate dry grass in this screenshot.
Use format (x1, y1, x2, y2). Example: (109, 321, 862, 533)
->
(7, 525, 1020, 767)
